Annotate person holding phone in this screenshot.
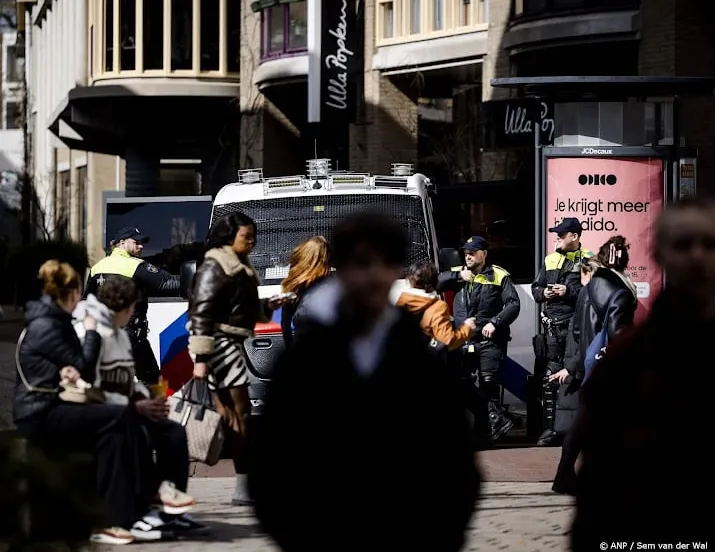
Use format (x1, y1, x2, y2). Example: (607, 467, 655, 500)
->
(188, 213, 292, 506)
(531, 217, 593, 447)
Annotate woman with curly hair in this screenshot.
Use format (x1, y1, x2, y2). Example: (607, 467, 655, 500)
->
(280, 236, 332, 347)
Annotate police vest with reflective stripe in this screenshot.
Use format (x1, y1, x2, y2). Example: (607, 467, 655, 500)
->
(90, 249, 143, 279)
(544, 247, 593, 273)
(450, 264, 510, 329)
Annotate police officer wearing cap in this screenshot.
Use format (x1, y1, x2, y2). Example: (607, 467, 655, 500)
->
(438, 236, 521, 446)
(532, 217, 593, 446)
(85, 227, 180, 384)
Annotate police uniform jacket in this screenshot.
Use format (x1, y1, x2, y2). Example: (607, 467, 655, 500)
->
(85, 248, 180, 329)
(531, 247, 593, 325)
(437, 264, 521, 344)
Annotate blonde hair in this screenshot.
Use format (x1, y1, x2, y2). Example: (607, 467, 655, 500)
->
(38, 260, 81, 302)
(281, 236, 331, 295)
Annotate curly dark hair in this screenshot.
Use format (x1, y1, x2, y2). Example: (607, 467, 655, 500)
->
(406, 261, 438, 293)
(96, 275, 140, 312)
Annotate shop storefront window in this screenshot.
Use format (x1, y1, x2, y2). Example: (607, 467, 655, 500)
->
(381, 1, 394, 38)
(410, 0, 421, 33)
(201, 0, 220, 71)
(433, 0, 444, 30)
(171, 0, 193, 70)
(288, 2, 307, 50)
(226, 0, 241, 72)
(261, 1, 308, 59)
(119, 0, 136, 70)
(142, 0, 164, 70)
(104, 0, 114, 71)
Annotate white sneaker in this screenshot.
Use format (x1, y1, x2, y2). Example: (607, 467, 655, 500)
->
(90, 527, 135, 545)
(130, 511, 171, 542)
(158, 480, 196, 515)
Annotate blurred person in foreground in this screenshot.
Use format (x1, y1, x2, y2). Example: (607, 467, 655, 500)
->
(249, 212, 480, 552)
(571, 197, 712, 549)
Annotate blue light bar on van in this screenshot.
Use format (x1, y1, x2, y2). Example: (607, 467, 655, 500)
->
(329, 173, 370, 190)
(263, 176, 306, 194)
(374, 176, 408, 188)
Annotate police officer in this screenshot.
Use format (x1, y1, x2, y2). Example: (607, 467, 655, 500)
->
(531, 217, 593, 446)
(85, 227, 180, 384)
(438, 236, 521, 446)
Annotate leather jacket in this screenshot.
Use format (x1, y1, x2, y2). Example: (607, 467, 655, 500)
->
(564, 267, 637, 377)
(188, 246, 271, 360)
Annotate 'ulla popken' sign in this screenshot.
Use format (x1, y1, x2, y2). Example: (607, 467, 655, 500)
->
(322, 0, 354, 111)
(504, 101, 555, 143)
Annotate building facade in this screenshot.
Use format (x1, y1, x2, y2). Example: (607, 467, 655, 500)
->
(18, 0, 715, 263)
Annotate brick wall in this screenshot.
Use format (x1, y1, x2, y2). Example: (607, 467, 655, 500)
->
(351, 0, 417, 175)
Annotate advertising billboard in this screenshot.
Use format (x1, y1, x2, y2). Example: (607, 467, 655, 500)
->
(545, 156, 665, 321)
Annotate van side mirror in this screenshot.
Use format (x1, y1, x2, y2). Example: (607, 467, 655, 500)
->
(179, 261, 197, 300)
(438, 248, 461, 272)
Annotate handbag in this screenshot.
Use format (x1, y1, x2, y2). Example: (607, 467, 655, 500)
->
(15, 329, 105, 404)
(583, 291, 625, 382)
(168, 378, 225, 466)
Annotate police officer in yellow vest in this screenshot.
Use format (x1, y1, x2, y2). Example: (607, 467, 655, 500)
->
(532, 217, 593, 446)
(438, 236, 521, 447)
(85, 227, 180, 384)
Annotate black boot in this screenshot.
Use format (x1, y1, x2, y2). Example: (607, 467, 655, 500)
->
(487, 400, 514, 443)
(537, 373, 559, 446)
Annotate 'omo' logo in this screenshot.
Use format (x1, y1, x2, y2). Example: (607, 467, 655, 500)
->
(578, 174, 617, 185)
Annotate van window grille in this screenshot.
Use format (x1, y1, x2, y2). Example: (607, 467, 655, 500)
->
(211, 194, 431, 285)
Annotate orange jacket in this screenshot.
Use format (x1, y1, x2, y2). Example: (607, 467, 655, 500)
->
(396, 288, 473, 351)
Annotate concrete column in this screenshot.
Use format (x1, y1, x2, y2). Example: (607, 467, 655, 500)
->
(238, 0, 264, 169)
(125, 148, 159, 196)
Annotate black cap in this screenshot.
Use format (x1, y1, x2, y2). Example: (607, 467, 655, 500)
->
(461, 236, 489, 252)
(549, 217, 583, 235)
(113, 226, 148, 244)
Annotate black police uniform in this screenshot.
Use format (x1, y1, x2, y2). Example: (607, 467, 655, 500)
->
(531, 217, 593, 445)
(438, 236, 521, 445)
(85, 227, 180, 384)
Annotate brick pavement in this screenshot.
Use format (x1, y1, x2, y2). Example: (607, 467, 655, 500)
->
(125, 478, 573, 552)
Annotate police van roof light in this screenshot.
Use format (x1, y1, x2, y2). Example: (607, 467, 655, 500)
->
(264, 176, 306, 194)
(391, 163, 413, 177)
(374, 176, 408, 188)
(237, 168, 263, 184)
(307, 158, 331, 179)
(329, 173, 370, 190)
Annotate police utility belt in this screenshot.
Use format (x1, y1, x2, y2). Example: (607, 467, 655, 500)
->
(127, 318, 149, 341)
(540, 314, 570, 334)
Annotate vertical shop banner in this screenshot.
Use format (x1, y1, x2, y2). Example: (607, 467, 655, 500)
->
(308, 0, 357, 168)
(546, 157, 665, 321)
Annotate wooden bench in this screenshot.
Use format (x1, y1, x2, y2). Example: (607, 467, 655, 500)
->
(0, 430, 105, 549)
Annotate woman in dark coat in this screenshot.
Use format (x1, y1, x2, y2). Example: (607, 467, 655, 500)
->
(550, 235, 637, 494)
(189, 213, 291, 506)
(13, 260, 151, 544)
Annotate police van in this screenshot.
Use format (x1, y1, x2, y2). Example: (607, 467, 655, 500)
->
(137, 160, 440, 408)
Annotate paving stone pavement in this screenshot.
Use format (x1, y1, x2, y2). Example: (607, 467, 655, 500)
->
(125, 478, 573, 552)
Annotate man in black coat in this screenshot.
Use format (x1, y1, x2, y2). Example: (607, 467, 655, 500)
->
(249, 212, 480, 552)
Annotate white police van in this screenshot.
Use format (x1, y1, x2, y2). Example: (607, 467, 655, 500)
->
(145, 160, 440, 408)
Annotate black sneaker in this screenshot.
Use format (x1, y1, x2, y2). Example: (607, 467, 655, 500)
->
(537, 429, 559, 446)
(161, 513, 208, 533)
(130, 513, 174, 542)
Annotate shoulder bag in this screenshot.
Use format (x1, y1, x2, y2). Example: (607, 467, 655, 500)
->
(583, 290, 626, 382)
(168, 378, 225, 466)
(15, 328, 105, 404)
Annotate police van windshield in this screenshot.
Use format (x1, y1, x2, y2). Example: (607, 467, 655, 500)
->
(211, 194, 432, 286)
(105, 198, 213, 296)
